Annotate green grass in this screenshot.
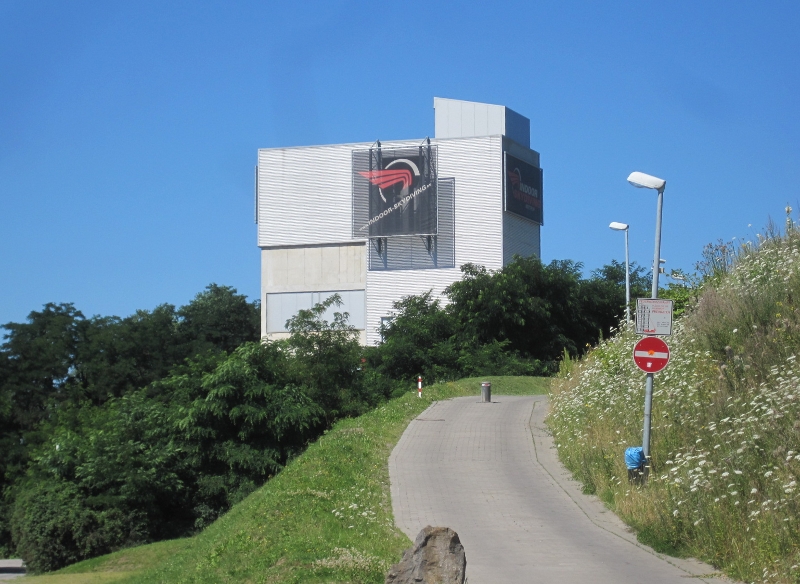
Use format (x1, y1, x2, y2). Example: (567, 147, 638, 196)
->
(18, 574, 131, 583)
(17, 540, 190, 583)
(456, 375, 550, 395)
(28, 376, 548, 584)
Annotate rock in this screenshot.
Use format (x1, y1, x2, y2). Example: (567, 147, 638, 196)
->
(385, 526, 466, 584)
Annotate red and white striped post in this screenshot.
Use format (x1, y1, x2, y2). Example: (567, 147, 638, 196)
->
(417, 376, 423, 398)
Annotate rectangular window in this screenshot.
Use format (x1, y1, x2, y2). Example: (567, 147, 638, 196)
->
(266, 290, 365, 333)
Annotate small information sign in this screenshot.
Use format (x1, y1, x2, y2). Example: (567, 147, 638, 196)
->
(635, 298, 674, 336)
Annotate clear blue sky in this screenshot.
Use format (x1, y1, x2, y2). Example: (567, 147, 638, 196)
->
(2, 1, 799, 325)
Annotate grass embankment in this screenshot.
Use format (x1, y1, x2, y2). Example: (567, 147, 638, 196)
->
(26, 375, 548, 583)
(549, 223, 800, 584)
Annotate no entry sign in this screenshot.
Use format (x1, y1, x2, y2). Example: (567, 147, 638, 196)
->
(633, 336, 670, 373)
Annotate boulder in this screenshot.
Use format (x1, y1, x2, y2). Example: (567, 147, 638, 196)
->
(385, 525, 466, 584)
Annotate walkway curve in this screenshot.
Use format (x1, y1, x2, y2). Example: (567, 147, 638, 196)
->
(389, 395, 731, 584)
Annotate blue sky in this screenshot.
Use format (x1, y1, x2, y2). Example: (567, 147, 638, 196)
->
(2, 1, 799, 325)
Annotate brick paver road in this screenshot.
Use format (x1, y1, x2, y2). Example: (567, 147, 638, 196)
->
(389, 395, 729, 584)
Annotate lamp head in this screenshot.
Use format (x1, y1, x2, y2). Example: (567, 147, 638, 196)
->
(609, 222, 629, 231)
(627, 171, 666, 192)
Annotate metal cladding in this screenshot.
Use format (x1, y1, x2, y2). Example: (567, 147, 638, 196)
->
(257, 100, 543, 344)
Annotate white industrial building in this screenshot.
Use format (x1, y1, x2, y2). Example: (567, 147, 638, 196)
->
(256, 98, 543, 345)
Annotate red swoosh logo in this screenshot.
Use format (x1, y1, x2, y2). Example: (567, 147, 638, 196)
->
(359, 169, 413, 190)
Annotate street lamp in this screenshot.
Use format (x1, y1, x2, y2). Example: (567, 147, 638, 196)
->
(627, 172, 666, 298)
(609, 222, 631, 323)
(627, 171, 666, 475)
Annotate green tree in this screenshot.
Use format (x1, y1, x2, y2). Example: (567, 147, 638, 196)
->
(173, 343, 324, 525)
(1, 303, 84, 429)
(281, 294, 374, 419)
(0, 303, 86, 554)
(10, 391, 187, 572)
(177, 284, 260, 355)
(366, 292, 459, 383)
(446, 257, 593, 361)
(582, 260, 651, 339)
(73, 304, 183, 404)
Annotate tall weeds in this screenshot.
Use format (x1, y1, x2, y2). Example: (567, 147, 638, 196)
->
(549, 209, 800, 583)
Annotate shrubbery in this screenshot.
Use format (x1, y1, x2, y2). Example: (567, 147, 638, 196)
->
(3, 294, 374, 571)
(367, 256, 649, 383)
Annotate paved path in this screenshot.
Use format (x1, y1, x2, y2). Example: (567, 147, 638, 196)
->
(389, 395, 730, 584)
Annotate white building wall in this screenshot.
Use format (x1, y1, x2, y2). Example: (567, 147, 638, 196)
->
(258, 140, 429, 247)
(257, 144, 359, 247)
(503, 213, 541, 265)
(258, 134, 538, 346)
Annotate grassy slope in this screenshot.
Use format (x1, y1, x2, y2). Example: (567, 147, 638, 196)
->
(25, 376, 548, 584)
(549, 225, 800, 584)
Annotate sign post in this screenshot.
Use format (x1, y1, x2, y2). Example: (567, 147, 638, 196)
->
(627, 170, 668, 483)
(633, 335, 671, 479)
(634, 297, 673, 460)
(635, 299, 674, 336)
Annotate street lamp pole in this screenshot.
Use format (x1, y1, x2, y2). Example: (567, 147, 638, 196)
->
(651, 189, 664, 299)
(609, 222, 631, 323)
(627, 171, 666, 471)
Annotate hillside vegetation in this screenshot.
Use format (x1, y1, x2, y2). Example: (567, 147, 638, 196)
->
(1, 256, 635, 571)
(549, 215, 800, 584)
(24, 377, 548, 584)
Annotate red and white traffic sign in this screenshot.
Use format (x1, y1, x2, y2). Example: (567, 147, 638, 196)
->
(633, 336, 670, 373)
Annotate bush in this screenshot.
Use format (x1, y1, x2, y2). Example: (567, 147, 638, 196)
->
(11, 480, 148, 573)
(368, 256, 635, 384)
(9, 300, 364, 569)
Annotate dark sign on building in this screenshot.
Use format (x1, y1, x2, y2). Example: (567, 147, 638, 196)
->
(504, 152, 543, 225)
(352, 145, 438, 237)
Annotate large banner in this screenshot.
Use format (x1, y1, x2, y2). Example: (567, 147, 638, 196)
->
(504, 153, 543, 225)
(353, 145, 437, 237)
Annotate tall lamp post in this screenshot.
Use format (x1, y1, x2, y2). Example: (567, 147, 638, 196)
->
(609, 222, 631, 323)
(627, 171, 666, 468)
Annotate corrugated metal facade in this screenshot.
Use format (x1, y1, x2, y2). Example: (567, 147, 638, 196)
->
(257, 143, 359, 246)
(503, 213, 541, 265)
(257, 134, 540, 345)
